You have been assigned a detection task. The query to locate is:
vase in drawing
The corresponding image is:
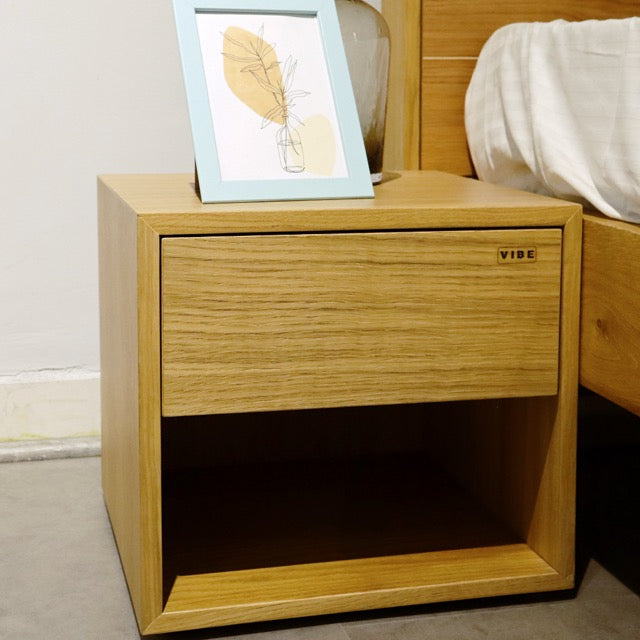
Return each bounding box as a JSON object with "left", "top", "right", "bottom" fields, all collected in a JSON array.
[{"left": 277, "top": 122, "right": 305, "bottom": 173}]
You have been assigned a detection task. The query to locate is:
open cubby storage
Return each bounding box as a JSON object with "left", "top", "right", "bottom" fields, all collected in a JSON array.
[
  {"left": 160, "top": 405, "right": 519, "bottom": 582},
  {"left": 98, "top": 172, "right": 581, "bottom": 635}
]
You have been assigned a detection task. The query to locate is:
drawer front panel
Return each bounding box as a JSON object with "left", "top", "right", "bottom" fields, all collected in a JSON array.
[{"left": 161, "top": 229, "right": 561, "bottom": 416}]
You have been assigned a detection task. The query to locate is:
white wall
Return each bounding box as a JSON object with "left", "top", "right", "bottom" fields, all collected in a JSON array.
[
  {"left": 0, "top": 0, "right": 193, "bottom": 439},
  {"left": 0, "top": 0, "right": 380, "bottom": 441}
]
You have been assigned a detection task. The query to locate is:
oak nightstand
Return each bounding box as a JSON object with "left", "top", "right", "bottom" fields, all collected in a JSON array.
[{"left": 98, "top": 171, "right": 581, "bottom": 635}]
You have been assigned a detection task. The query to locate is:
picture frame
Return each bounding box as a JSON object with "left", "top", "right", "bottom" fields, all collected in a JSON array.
[{"left": 172, "top": 0, "right": 374, "bottom": 203}]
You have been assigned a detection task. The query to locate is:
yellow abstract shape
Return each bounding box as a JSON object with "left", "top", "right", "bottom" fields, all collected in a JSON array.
[
  {"left": 222, "top": 26, "right": 285, "bottom": 125},
  {"left": 295, "top": 115, "right": 337, "bottom": 176}
]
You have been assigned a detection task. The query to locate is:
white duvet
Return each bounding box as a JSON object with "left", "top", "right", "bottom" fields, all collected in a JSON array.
[{"left": 465, "top": 18, "right": 640, "bottom": 223}]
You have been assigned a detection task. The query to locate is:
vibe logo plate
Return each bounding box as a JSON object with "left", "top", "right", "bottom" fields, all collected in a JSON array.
[{"left": 497, "top": 247, "right": 537, "bottom": 263}]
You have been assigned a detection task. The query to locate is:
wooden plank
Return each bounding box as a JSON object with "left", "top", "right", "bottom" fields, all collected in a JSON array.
[
  {"left": 97, "top": 172, "right": 579, "bottom": 235},
  {"left": 422, "top": 0, "right": 640, "bottom": 57},
  {"left": 580, "top": 213, "right": 640, "bottom": 416},
  {"left": 381, "top": 0, "right": 422, "bottom": 169},
  {"left": 161, "top": 229, "right": 562, "bottom": 416},
  {"left": 98, "top": 180, "right": 165, "bottom": 632},
  {"left": 98, "top": 180, "right": 144, "bottom": 625},
  {"left": 147, "top": 544, "right": 567, "bottom": 633},
  {"left": 529, "top": 209, "right": 580, "bottom": 576},
  {"left": 136, "top": 220, "right": 164, "bottom": 628},
  {"left": 421, "top": 58, "right": 476, "bottom": 174}
]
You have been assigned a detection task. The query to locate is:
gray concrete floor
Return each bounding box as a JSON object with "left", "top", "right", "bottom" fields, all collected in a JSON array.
[{"left": 1, "top": 439, "right": 639, "bottom": 639}]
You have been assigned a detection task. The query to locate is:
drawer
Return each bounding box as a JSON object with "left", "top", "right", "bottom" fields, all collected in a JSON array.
[{"left": 161, "top": 229, "right": 562, "bottom": 416}]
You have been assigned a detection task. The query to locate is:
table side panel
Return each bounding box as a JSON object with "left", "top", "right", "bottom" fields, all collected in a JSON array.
[
  {"left": 528, "top": 209, "right": 581, "bottom": 576},
  {"left": 98, "top": 181, "right": 145, "bottom": 624},
  {"left": 136, "top": 220, "right": 165, "bottom": 627}
]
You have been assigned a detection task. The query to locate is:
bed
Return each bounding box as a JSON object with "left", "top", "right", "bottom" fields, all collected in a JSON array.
[{"left": 380, "top": 0, "right": 640, "bottom": 417}]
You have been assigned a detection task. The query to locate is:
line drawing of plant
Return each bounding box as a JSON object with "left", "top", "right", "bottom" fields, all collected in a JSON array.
[{"left": 222, "top": 25, "right": 310, "bottom": 173}]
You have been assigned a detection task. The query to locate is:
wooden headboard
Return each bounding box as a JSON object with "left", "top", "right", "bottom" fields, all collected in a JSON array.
[{"left": 380, "top": 0, "right": 639, "bottom": 175}]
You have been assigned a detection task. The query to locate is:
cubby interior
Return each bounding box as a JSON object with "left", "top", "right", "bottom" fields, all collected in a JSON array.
[{"left": 161, "top": 397, "right": 559, "bottom": 604}]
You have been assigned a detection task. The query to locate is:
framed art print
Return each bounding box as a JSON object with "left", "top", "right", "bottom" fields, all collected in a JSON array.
[{"left": 172, "top": 0, "right": 374, "bottom": 202}]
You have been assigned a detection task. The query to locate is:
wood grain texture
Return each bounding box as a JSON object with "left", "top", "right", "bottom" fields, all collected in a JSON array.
[
  {"left": 381, "top": 0, "right": 422, "bottom": 169},
  {"left": 99, "top": 172, "right": 581, "bottom": 635},
  {"left": 388, "top": 211, "right": 579, "bottom": 580},
  {"left": 529, "top": 209, "right": 580, "bottom": 576},
  {"left": 147, "top": 544, "right": 568, "bottom": 633},
  {"left": 377, "top": 2, "right": 638, "bottom": 173},
  {"left": 136, "top": 220, "right": 164, "bottom": 629},
  {"left": 97, "top": 172, "right": 579, "bottom": 235},
  {"left": 422, "top": 0, "right": 640, "bottom": 57},
  {"left": 580, "top": 213, "right": 640, "bottom": 416},
  {"left": 421, "top": 59, "right": 477, "bottom": 174},
  {"left": 98, "top": 179, "right": 143, "bottom": 620},
  {"left": 161, "top": 229, "right": 562, "bottom": 416},
  {"left": 98, "top": 181, "right": 164, "bottom": 632},
  {"left": 415, "top": 1, "right": 638, "bottom": 171}
]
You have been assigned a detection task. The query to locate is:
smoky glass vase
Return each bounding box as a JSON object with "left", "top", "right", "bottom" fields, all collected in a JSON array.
[{"left": 336, "top": 0, "right": 390, "bottom": 184}]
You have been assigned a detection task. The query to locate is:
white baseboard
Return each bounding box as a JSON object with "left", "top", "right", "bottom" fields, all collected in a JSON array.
[
  {"left": 0, "top": 436, "right": 101, "bottom": 462},
  {"left": 0, "top": 371, "right": 100, "bottom": 442}
]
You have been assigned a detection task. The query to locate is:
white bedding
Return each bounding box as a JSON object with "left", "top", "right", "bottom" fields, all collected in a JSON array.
[{"left": 465, "top": 18, "right": 640, "bottom": 223}]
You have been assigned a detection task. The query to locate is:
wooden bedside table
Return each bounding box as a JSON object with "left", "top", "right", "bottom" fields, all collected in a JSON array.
[{"left": 98, "top": 171, "right": 581, "bottom": 635}]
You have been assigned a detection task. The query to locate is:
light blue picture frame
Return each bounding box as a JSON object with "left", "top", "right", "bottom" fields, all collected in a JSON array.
[{"left": 172, "top": 0, "right": 374, "bottom": 203}]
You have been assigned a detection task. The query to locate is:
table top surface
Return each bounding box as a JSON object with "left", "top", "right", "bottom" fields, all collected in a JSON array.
[{"left": 98, "top": 170, "right": 581, "bottom": 235}]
